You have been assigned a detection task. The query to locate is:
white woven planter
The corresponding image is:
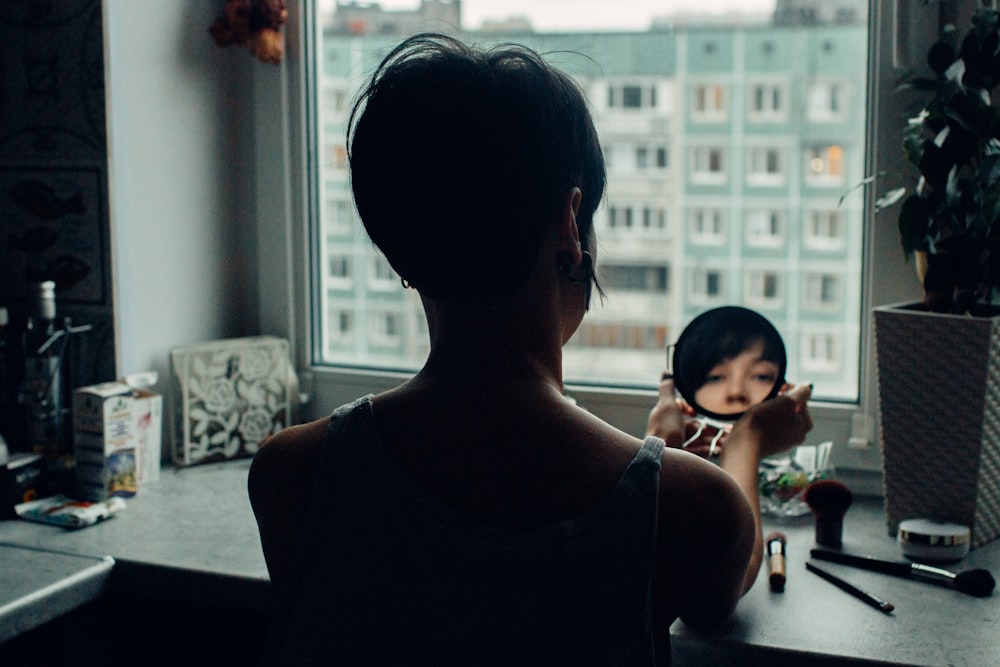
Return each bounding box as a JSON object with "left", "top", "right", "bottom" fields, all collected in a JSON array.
[{"left": 874, "top": 302, "right": 1000, "bottom": 549}]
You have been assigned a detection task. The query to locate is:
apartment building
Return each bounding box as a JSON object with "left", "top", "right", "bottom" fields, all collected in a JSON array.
[{"left": 317, "top": 3, "right": 866, "bottom": 399}]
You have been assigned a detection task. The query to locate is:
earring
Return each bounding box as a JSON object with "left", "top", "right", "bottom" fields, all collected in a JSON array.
[{"left": 562, "top": 251, "right": 595, "bottom": 284}]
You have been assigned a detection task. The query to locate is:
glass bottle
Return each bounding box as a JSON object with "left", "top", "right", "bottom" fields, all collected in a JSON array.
[{"left": 20, "top": 281, "right": 66, "bottom": 461}]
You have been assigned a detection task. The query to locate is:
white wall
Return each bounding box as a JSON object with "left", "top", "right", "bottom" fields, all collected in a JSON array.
[{"left": 103, "top": 0, "right": 258, "bottom": 389}]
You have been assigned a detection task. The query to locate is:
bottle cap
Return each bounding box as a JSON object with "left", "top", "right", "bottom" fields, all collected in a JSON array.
[{"left": 31, "top": 281, "right": 56, "bottom": 321}]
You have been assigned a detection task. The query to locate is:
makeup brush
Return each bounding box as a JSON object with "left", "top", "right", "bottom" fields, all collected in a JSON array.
[
  {"left": 765, "top": 531, "right": 787, "bottom": 592},
  {"left": 811, "top": 549, "right": 996, "bottom": 597},
  {"left": 803, "top": 479, "right": 853, "bottom": 547}
]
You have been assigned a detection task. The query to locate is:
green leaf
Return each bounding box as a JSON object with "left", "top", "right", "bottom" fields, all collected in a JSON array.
[{"left": 875, "top": 187, "right": 907, "bottom": 210}]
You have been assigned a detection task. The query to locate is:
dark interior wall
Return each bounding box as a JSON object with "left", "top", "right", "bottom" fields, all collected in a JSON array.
[{"left": 0, "top": 0, "right": 116, "bottom": 451}]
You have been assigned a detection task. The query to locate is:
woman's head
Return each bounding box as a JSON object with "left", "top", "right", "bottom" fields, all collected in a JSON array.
[
  {"left": 672, "top": 306, "right": 786, "bottom": 420},
  {"left": 347, "top": 33, "right": 606, "bottom": 303}
]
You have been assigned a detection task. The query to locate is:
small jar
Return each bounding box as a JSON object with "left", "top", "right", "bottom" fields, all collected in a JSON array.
[{"left": 898, "top": 518, "right": 971, "bottom": 562}]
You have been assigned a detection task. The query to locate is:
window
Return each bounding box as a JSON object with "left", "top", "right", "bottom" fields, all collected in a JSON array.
[
  {"left": 635, "top": 145, "right": 668, "bottom": 170},
  {"left": 808, "top": 79, "right": 849, "bottom": 122},
  {"left": 691, "top": 268, "right": 724, "bottom": 302},
  {"left": 369, "top": 311, "right": 402, "bottom": 347},
  {"left": 327, "top": 309, "right": 354, "bottom": 347},
  {"left": 692, "top": 83, "right": 726, "bottom": 120},
  {"left": 804, "top": 210, "right": 846, "bottom": 250},
  {"left": 804, "top": 273, "right": 841, "bottom": 310},
  {"left": 370, "top": 255, "right": 397, "bottom": 290},
  {"left": 747, "top": 147, "right": 785, "bottom": 186},
  {"left": 748, "top": 81, "right": 786, "bottom": 122},
  {"left": 602, "top": 264, "right": 669, "bottom": 293},
  {"left": 689, "top": 208, "right": 725, "bottom": 244},
  {"left": 327, "top": 255, "right": 352, "bottom": 288},
  {"left": 276, "top": 1, "right": 909, "bottom": 485},
  {"left": 608, "top": 83, "right": 656, "bottom": 109},
  {"left": 745, "top": 209, "right": 785, "bottom": 247},
  {"left": 746, "top": 269, "right": 782, "bottom": 306},
  {"left": 691, "top": 146, "right": 726, "bottom": 184},
  {"left": 801, "top": 331, "right": 842, "bottom": 373},
  {"left": 806, "top": 144, "right": 845, "bottom": 185}
]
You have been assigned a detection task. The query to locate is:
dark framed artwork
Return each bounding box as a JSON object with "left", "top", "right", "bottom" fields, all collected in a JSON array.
[{"left": 0, "top": 166, "right": 106, "bottom": 304}]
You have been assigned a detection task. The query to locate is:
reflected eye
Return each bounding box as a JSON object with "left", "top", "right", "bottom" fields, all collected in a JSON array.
[{"left": 703, "top": 371, "right": 725, "bottom": 384}]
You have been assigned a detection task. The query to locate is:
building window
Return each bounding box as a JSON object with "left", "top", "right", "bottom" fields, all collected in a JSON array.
[
  {"left": 747, "top": 147, "right": 785, "bottom": 186},
  {"left": 689, "top": 208, "right": 726, "bottom": 244},
  {"left": 369, "top": 255, "right": 397, "bottom": 290},
  {"left": 608, "top": 83, "right": 656, "bottom": 110},
  {"left": 692, "top": 83, "right": 726, "bottom": 120},
  {"left": 327, "top": 309, "right": 354, "bottom": 345},
  {"left": 804, "top": 273, "right": 841, "bottom": 310},
  {"left": 641, "top": 206, "right": 667, "bottom": 231},
  {"left": 746, "top": 269, "right": 782, "bottom": 305},
  {"left": 745, "top": 209, "right": 785, "bottom": 247},
  {"left": 325, "top": 198, "right": 353, "bottom": 235},
  {"left": 807, "top": 144, "right": 845, "bottom": 185},
  {"left": 691, "top": 268, "right": 724, "bottom": 302},
  {"left": 691, "top": 146, "right": 726, "bottom": 184},
  {"left": 635, "top": 145, "right": 669, "bottom": 170},
  {"left": 602, "top": 264, "right": 669, "bottom": 293},
  {"left": 808, "top": 80, "right": 849, "bottom": 122},
  {"left": 801, "top": 332, "right": 842, "bottom": 373},
  {"left": 369, "top": 311, "right": 402, "bottom": 347},
  {"left": 327, "top": 254, "right": 352, "bottom": 288},
  {"left": 608, "top": 205, "right": 634, "bottom": 229},
  {"left": 748, "top": 82, "right": 786, "bottom": 122},
  {"left": 804, "top": 210, "right": 846, "bottom": 250}
]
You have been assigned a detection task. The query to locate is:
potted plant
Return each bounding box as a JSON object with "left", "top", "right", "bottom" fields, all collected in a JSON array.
[{"left": 873, "top": 6, "right": 1000, "bottom": 548}]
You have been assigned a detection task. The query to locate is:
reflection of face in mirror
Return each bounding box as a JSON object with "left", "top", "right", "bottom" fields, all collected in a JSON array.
[{"left": 671, "top": 306, "right": 786, "bottom": 421}]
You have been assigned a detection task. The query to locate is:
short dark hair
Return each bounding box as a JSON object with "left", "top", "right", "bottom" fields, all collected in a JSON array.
[
  {"left": 671, "top": 306, "right": 787, "bottom": 418},
  {"left": 347, "top": 33, "right": 606, "bottom": 302}
]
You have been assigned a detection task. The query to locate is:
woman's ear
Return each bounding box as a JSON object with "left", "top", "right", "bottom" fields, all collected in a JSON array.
[{"left": 556, "top": 187, "right": 584, "bottom": 263}]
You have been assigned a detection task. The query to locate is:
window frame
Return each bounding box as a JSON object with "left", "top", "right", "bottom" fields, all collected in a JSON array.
[{"left": 256, "top": 1, "right": 935, "bottom": 494}]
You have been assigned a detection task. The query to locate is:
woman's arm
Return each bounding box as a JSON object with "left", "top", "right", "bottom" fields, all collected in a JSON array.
[
  {"left": 720, "top": 384, "right": 812, "bottom": 593},
  {"left": 646, "top": 379, "right": 812, "bottom": 629}
]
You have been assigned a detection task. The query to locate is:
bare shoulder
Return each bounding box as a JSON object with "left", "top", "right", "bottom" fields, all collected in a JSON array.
[
  {"left": 248, "top": 417, "right": 329, "bottom": 504},
  {"left": 248, "top": 416, "right": 330, "bottom": 589},
  {"left": 652, "top": 448, "right": 755, "bottom": 631}
]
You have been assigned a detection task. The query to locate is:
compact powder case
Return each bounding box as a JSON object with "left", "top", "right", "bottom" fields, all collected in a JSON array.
[{"left": 898, "top": 518, "right": 971, "bottom": 561}]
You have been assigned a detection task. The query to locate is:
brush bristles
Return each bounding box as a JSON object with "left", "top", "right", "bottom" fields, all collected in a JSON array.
[
  {"left": 804, "top": 479, "right": 853, "bottom": 516},
  {"left": 955, "top": 569, "right": 996, "bottom": 597}
]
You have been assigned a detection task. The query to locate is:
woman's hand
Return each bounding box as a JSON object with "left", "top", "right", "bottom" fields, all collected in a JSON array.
[
  {"left": 646, "top": 373, "right": 688, "bottom": 448},
  {"left": 731, "top": 383, "right": 812, "bottom": 459}
]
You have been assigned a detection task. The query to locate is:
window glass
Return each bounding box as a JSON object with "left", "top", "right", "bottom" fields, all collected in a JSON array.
[{"left": 311, "top": 0, "right": 869, "bottom": 401}]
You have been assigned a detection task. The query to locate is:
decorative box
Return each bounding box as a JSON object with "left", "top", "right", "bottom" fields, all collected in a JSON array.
[{"left": 169, "top": 336, "right": 296, "bottom": 467}]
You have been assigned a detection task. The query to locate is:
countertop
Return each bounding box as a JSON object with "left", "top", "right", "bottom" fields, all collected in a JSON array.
[{"left": 1, "top": 458, "right": 998, "bottom": 666}]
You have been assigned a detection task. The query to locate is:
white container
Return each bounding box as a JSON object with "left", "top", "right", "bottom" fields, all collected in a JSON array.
[{"left": 898, "top": 518, "right": 971, "bottom": 561}]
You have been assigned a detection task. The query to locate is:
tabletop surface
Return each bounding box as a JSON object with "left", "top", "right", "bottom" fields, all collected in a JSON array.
[{"left": 1, "top": 458, "right": 998, "bottom": 666}]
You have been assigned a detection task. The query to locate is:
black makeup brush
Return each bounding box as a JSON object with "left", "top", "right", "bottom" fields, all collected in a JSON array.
[
  {"left": 804, "top": 479, "right": 853, "bottom": 547},
  {"left": 811, "top": 549, "right": 996, "bottom": 597}
]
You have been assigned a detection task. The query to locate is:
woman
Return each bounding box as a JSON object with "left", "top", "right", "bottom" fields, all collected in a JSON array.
[{"left": 249, "top": 33, "right": 812, "bottom": 665}]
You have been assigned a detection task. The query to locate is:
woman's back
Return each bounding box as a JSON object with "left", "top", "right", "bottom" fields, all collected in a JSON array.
[{"left": 261, "top": 395, "right": 664, "bottom": 666}]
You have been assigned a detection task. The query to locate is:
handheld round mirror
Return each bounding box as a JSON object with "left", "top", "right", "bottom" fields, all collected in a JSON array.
[{"left": 669, "top": 306, "right": 787, "bottom": 421}]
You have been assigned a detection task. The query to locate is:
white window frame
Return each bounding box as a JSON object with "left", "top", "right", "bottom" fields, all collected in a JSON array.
[
  {"left": 804, "top": 209, "right": 847, "bottom": 251},
  {"left": 800, "top": 331, "right": 843, "bottom": 374},
  {"left": 746, "top": 146, "right": 785, "bottom": 186},
  {"left": 691, "top": 82, "right": 727, "bottom": 122},
  {"left": 807, "top": 78, "right": 850, "bottom": 123},
  {"left": 806, "top": 144, "right": 846, "bottom": 186},
  {"left": 744, "top": 209, "right": 785, "bottom": 248},
  {"left": 690, "top": 145, "right": 727, "bottom": 185},
  {"left": 689, "top": 207, "right": 726, "bottom": 245},
  {"left": 689, "top": 267, "right": 725, "bottom": 304},
  {"left": 745, "top": 269, "right": 783, "bottom": 307},
  {"left": 255, "top": 1, "right": 935, "bottom": 495},
  {"left": 747, "top": 80, "right": 787, "bottom": 123}
]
